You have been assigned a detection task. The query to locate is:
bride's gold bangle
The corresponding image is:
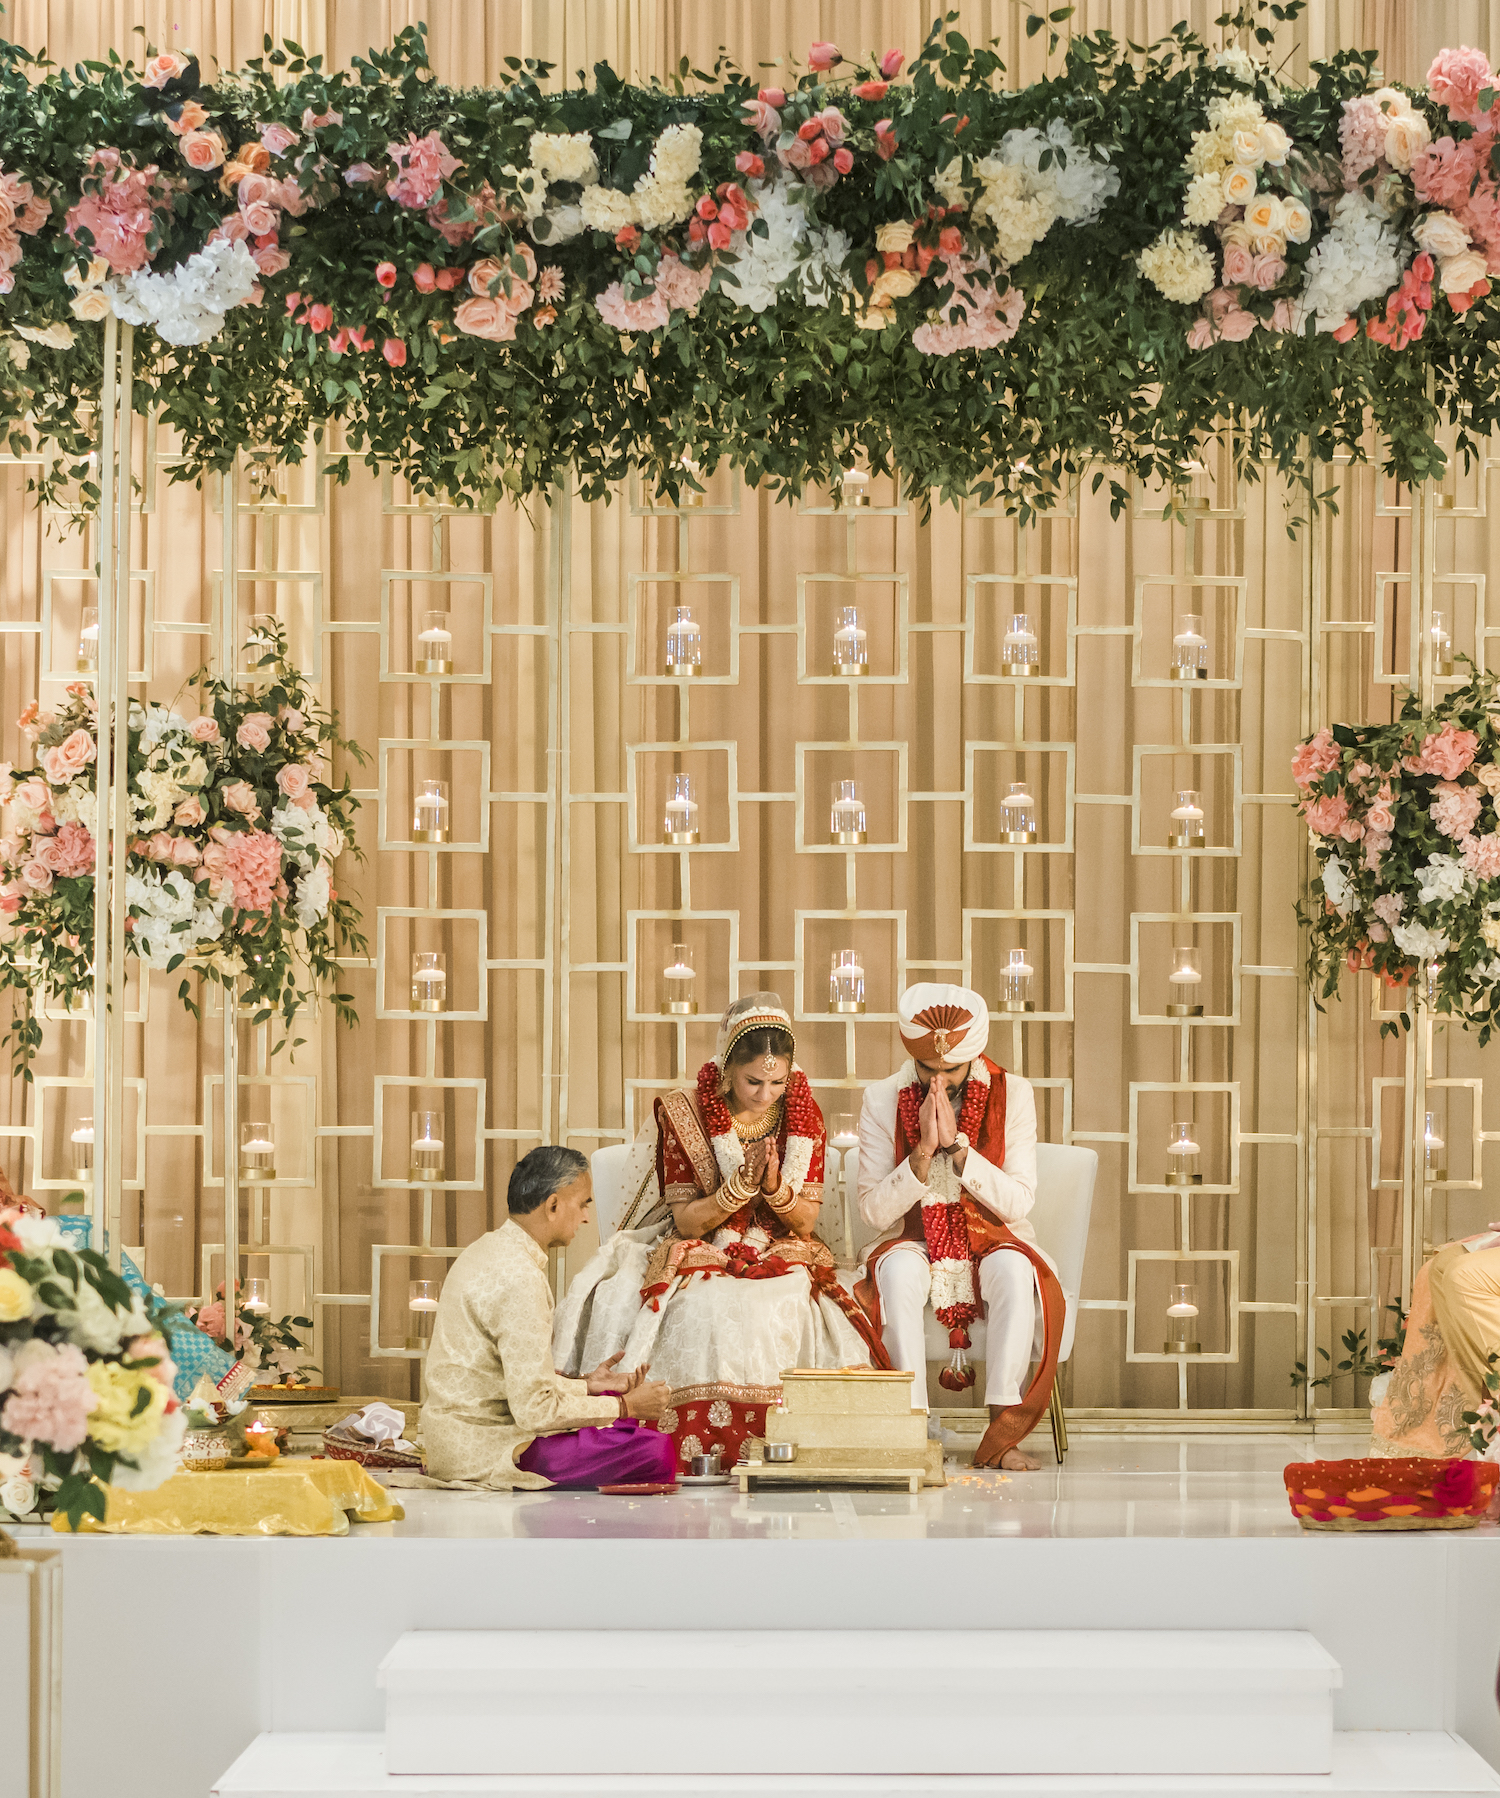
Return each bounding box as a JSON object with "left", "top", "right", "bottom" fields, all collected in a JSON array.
[{"left": 767, "top": 1183, "right": 797, "bottom": 1215}]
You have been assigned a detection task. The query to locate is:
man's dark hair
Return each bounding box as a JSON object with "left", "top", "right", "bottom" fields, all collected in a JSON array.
[{"left": 507, "top": 1144, "right": 589, "bottom": 1215}]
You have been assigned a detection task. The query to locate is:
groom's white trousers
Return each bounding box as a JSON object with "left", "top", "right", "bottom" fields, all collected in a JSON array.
[{"left": 874, "top": 1243, "right": 1038, "bottom": 1410}]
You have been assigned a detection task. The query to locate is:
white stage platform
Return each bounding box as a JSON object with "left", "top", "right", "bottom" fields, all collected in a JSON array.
[{"left": 14, "top": 1433, "right": 1500, "bottom": 1798}]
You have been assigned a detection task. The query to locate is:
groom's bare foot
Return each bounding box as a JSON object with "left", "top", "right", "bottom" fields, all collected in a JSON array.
[{"left": 999, "top": 1444, "right": 1041, "bottom": 1472}]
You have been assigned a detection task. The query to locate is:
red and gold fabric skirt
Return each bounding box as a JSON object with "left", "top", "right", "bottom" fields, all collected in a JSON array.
[{"left": 659, "top": 1384, "right": 775, "bottom": 1473}]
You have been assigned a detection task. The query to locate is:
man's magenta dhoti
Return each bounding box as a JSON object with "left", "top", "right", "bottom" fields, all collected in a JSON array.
[{"left": 515, "top": 1417, "right": 676, "bottom": 1487}]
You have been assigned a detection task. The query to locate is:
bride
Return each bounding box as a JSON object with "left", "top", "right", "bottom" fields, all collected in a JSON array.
[{"left": 554, "top": 994, "right": 886, "bottom": 1471}]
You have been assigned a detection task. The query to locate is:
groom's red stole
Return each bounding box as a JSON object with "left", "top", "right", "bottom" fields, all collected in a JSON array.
[{"left": 854, "top": 1056, "right": 1065, "bottom": 1466}]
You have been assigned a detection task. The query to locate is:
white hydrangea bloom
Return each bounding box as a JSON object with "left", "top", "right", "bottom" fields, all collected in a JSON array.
[
  {"left": 1394, "top": 917, "right": 1452, "bottom": 961},
  {"left": 996, "top": 121, "right": 1120, "bottom": 226},
  {"left": 933, "top": 157, "right": 971, "bottom": 210},
  {"left": 1416, "top": 853, "right": 1471, "bottom": 906},
  {"left": 293, "top": 862, "right": 330, "bottom": 928},
  {"left": 580, "top": 184, "right": 637, "bottom": 232},
  {"left": 1320, "top": 854, "right": 1353, "bottom": 914},
  {"left": 650, "top": 123, "right": 703, "bottom": 187},
  {"left": 270, "top": 799, "right": 337, "bottom": 870},
  {"left": 528, "top": 131, "right": 598, "bottom": 187},
  {"left": 633, "top": 174, "right": 693, "bottom": 233},
  {"left": 106, "top": 239, "right": 258, "bottom": 347},
  {"left": 1294, "top": 190, "right": 1403, "bottom": 332},
  {"left": 723, "top": 181, "right": 850, "bottom": 313}
]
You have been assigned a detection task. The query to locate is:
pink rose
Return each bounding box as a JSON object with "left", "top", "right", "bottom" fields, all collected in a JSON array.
[
  {"left": 276, "top": 763, "right": 313, "bottom": 800},
  {"left": 453, "top": 296, "right": 516, "bottom": 341},
  {"left": 1251, "top": 253, "right": 1286, "bottom": 290},
  {"left": 302, "top": 108, "right": 343, "bottom": 131},
  {"left": 1304, "top": 793, "right": 1350, "bottom": 836},
  {"left": 145, "top": 831, "right": 175, "bottom": 863},
  {"left": 141, "top": 51, "right": 190, "bottom": 89},
  {"left": 200, "top": 841, "right": 228, "bottom": 879},
  {"left": 188, "top": 715, "right": 219, "bottom": 743},
  {"left": 170, "top": 836, "right": 200, "bottom": 868},
  {"left": 173, "top": 796, "right": 206, "bottom": 827},
  {"left": 180, "top": 130, "right": 226, "bottom": 172},
  {"left": 382, "top": 337, "right": 407, "bottom": 367},
  {"left": 279, "top": 707, "right": 305, "bottom": 733},
  {"left": 809, "top": 41, "right": 842, "bottom": 69},
  {"left": 818, "top": 107, "right": 846, "bottom": 146},
  {"left": 1332, "top": 317, "right": 1358, "bottom": 343},
  {"left": 13, "top": 777, "right": 49, "bottom": 813},
  {"left": 252, "top": 243, "right": 290, "bottom": 276},
  {"left": 238, "top": 173, "right": 278, "bottom": 208},
  {"left": 260, "top": 123, "right": 299, "bottom": 156},
  {"left": 19, "top": 859, "right": 51, "bottom": 893},
  {"left": 221, "top": 780, "right": 260, "bottom": 819},
  {"left": 1218, "top": 306, "right": 1258, "bottom": 341},
  {"left": 236, "top": 713, "right": 274, "bottom": 753},
  {"left": 1366, "top": 798, "right": 1396, "bottom": 835},
  {"left": 1265, "top": 297, "right": 1295, "bottom": 332},
  {"left": 241, "top": 200, "right": 278, "bottom": 236},
  {"left": 854, "top": 81, "right": 889, "bottom": 101},
  {"left": 833, "top": 146, "right": 854, "bottom": 175},
  {"left": 880, "top": 49, "right": 906, "bottom": 78},
  {"left": 128, "top": 1334, "right": 178, "bottom": 1389},
  {"left": 743, "top": 100, "right": 780, "bottom": 141},
  {"left": 38, "top": 729, "right": 97, "bottom": 786},
  {"left": 1186, "top": 316, "right": 1214, "bottom": 350},
  {"left": 413, "top": 263, "right": 437, "bottom": 294}
]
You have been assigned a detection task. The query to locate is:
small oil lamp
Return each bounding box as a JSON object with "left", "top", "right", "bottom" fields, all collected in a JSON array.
[
  {"left": 416, "top": 610, "right": 452, "bottom": 676},
  {"left": 663, "top": 773, "right": 699, "bottom": 845},
  {"left": 1000, "top": 947, "right": 1034, "bottom": 1014},
  {"left": 840, "top": 463, "right": 871, "bottom": 508},
  {"left": 1431, "top": 610, "right": 1454, "bottom": 678},
  {"left": 407, "top": 1279, "right": 439, "bottom": 1351},
  {"left": 1001, "top": 782, "right": 1037, "bottom": 845},
  {"left": 1168, "top": 789, "right": 1205, "bottom": 849},
  {"left": 665, "top": 606, "right": 701, "bottom": 676},
  {"left": 673, "top": 453, "right": 704, "bottom": 507},
  {"left": 829, "top": 949, "right": 866, "bottom": 1014},
  {"left": 661, "top": 943, "right": 698, "bottom": 1015},
  {"left": 238, "top": 1122, "right": 276, "bottom": 1183},
  {"left": 410, "top": 951, "right": 447, "bottom": 1014},
  {"left": 70, "top": 1118, "right": 94, "bottom": 1185},
  {"left": 1001, "top": 613, "right": 1039, "bottom": 678},
  {"left": 77, "top": 606, "right": 99, "bottom": 674},
  {"left": 241, "top": 1277, "right": 271, "bottom": 1316},
  {"left": 1424, "top": 1111, "right": 1447, "bottom": 1183},
  {"left": 829, "top": 1114, "right": 859, "bottom": 1152},
  {"left": 832, "top": 605, "right": 868, "bottom": 677},
  {"left": 410, "top": 1110, "right": 445, "bottom": 1184},
  {"left": 1167, "top": 946, "right": 1203, "bottom": 1017},
  {"left": 1165, "top": 1121, "right": 1202, "bottom": 1188},
  {"left": 413, "top": 778, "right": 450, "bottom": 844},
  {"left": 1171, "top": 613, "right": 1209, "bottom": 681},
  {"left": 830, "top": 780, "right": 866, "bottom": 845},
  {"left": 1164, "top": 1282, "right": 1201, "bottom": 1355}
]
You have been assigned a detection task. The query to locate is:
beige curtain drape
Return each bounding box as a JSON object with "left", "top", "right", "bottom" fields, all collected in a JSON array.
[{"left": 2, "top": 3, "right": 1495, "bottom": 1417}]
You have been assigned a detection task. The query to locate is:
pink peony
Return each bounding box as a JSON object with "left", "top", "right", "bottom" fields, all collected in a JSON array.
[
  {"left": 1464, "top": 832, "right": 1500, "bottom": 879},
  {"left": 1428, "top": 46, "right": 1494, "bottom": 125},
  {"left": 653, "top": 252, "right": 712, "bottom": 315},
  {"left": 260, "top": 123, "right": 299, "bottom": 156},
  {"left": 276, "top": 763, "right": 312, "bottom": 800},
  {"left": 188, "top": 715, "right": 219, "bottom": 743},
  {"left": 0, "top": 1342, "right": 93, "bottom": 1452},
  {"left": 386, "top": 131, "right": 460, "bottom": 210},
  {"left": 912, "top": 258, "right": 1026, "bottom": 356},
  {"left": 64, "top": 160, "right": 169, "bottom": 275},
  {"left": 38, "top": 822, "right": 95, "bottom": 878},
  {"left": 594, "top": 282, "right": 671, "bottom": 334},
  {"left": 1430, "top": 778, "right": 1483, "bottom": 839},
  {"left": 219, "top": 829, "right": 282, "bottom": 914},
  {"left": 236, "top": 713, "right": 274, "bottom": 753},
  {"left": 1418, "top": 722, "right": 1479, "bottom": 778},
  {"left": 220, "top": 780, "right": 260, "bottom": 819},
  {"left": 1304, "top": 793, "right": 1350, "bottom": 836},
  {"left": 1291, "top": 727, "right": 1340, "bottom": 789}
]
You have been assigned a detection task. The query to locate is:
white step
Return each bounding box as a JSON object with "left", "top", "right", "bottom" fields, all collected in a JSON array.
[
  {"left": 212, "top": 1730, "right": 1500, "bottom": 1797},
  {"left": 376, "top": 1630, "right": 1340, "bottom": 1777}
]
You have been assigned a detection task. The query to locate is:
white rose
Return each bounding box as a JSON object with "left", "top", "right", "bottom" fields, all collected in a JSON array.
[
  {"left": 0, "top": 1475, "right": 36, "bottom": 1518},
  {"left": 69, "top": 287, "right": 112, "bottom": 323},
  {"left": 1439, "top": 249, "right": 1489, "bottom": 294},
  {"left": 1415, "top": 211, "right": 1470, "bottom": 260},
  {"left": 1371, "top": 86, "right": 1413, "bottom": 117},
  {"left": 1385, "top": 111, "right": 1431, "bottom": 172},
  {"left": 538, "top": 204, "right": 583, "bottom": 243},
  {"left": 1222, "top": 165, "right": 1258, "bottom": 207},
  {"left": 876, "top": 221, "right": 915, "bottom": 253},
  {"left": 1231, "top": 129, "right": 1265, "bottom": 167},
  {"left": 1258, "top": 121, "right": 1291, "bottom": 165},
  {"left": 1281, "top": 200, "right": 1313, "bottom": 244},
  {"left": 63, "top": 256, "right": 110, "bottom": 290}
]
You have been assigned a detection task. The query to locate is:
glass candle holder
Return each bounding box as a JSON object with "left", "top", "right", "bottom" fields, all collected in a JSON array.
[
  {"left": 1001, "top": 613, "right": 1039, "bottom": 678},
  {"left": 1423, "top": 958, "right": 1443, "bottom": 1012},
  {"left": 1431, "top": 610, "right": 1454, "bottom": 677},
  {"left": 239, "top": 1122, "right": 276, "bottom": 1183},
  {"left": 1165, "top": 1120, "right": 1202, "bottom": 1188},
  {"left": 830, "top": 779, "right": 866, "bottom": 845},
  {"left": 1000, "top": 947, "right": 1034, "bottom": 1014},
  {"left": 1171, "top": 613, "right": 1209, "bottom": 681},
  {"left": 661, "top": 943, "right": 698, "bottom": 1015},
  {"left": 1164, "top": 1282, "right": 1201, "bottom": 1355},
  {"left": 1167, "top": 946, "right": 1204, "bottom": 1017},
  {"left": 76, "top": 605, "right": 99, "bottom": 674},
  {"left": 1001, "top": 782, "right": 1037, "bottom": 845},
  {"left": 1168, "top": 789, "right": 1205, "bottom": 849},
  {"left": 413, "top": 778, "right": 450, "bottom": 844},
  {"left": 406, "top": 1278, "right": 439, "bottom": 1351},
  {"left": 416, "top": 609, "right": 453, "bottom": 676},
  {"left": 70, "top": 1117, "right": 94, "bottom": 1184},
  {"left": 840, "top": 464, "right": 871, "bottom": 508},
  {"left": 243, "top": 614, "right": 278, "bottom": 692},
  {"left": 410, "top": 1110, "right": 445, "bottom": 1184},
  {"left": 663, "top": 772, "right": 699, "bottom": 845},
  {"left": 832, "top": 605, "right": 868, "bottom": 677},
  {"left": 410, "top": 950, "right": 447, "bottom": 1013},
  {"left": 829, "top": 1113, "right": 860, "bottom": 1152},
  {"left": 1424, "top": 1110, "right": 1447, "bottom": 1183},
  {"left": 665, "top": 605, "right": 701, "bottom": 676},
  {"left": 241, "top": 1277, "right": 271, "bottom": 1316},
  {"left": 829, "top": 949, "right": 866, "bottom": 1014},
  {"left": 673, "top": 453, "right": 704, "bottom": 507}
]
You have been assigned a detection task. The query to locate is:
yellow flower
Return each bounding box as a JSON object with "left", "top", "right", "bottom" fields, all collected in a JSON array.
[
  {"left": 86, "top": 1360, "right": 167, "bottom": 1455},
  {"left": 875, "top": 221, "right": 915, "bottom": 254},
  {"left": 0, "top": 1268, "right": 33, "bottom": 1323}
]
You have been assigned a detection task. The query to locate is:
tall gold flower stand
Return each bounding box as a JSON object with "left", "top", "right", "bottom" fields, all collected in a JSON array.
[
  {"left": 737, "top": 1367, "right": 944, "bottom": 1492},
  {"left": 51, "top": 1458, "right": 402, "bottom": 1537}
]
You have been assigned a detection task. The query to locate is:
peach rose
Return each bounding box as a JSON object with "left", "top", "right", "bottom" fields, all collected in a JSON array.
[
  {"left": 1281, "top": 201, "right": 1312, "bottom": 245},
  {"left": 200, "top": 841, "right": 228, "bottom": 878},
  {"left": 40, "top": 729, "right": 96, "bottom": 785},
  {"left": 69, "top": 288, "right": 111, "bottom": 322},
  {"left": 145, "top": 832, "right": 175, "bottom": 862},
  {"left": 453, "top": 296, "right": 516, "bottom": 341},
  {"left": 170, "top": 836, "right": 200, "bottom": 867},
  {"left": 276, "top": 763, "right": 312, "bottom": 800},
  {"left": 468, "top": 256, "right": 506, "bottom": 297},
  {"left": 188, "top": 715, "right": 219, "bottom": 743},
  {"left": 173, "top": 796, "right": 206, "bottom": 828},
  {"left": 142, "top": 51, "right": 190, "bottom": 89},
  {"left": 221, "top": 780, "right": 260, "bottom": 818},
  {"left": 166, "top": 100, "right": 209, "bottom": 136},
  {"left": 1243, "top": 194, "right": 1284, "bottom": 239},
  {"left": 236, "top": 713, "right": 273, "bottom": 753},
  {"left": 180, "top": 130, "right": 226, "bottom": 172},
  {"left": 1222, "top": 165, "right": 1257, "bottom": 207}
]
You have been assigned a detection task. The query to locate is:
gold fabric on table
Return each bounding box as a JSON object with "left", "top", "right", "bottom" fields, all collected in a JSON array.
[{"left": 50, "top": 1458, "right": 403, "bottom": 1536}]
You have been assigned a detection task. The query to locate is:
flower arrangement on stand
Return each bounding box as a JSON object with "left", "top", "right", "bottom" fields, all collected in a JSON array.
[
  {"left": 0, "top": 1204, "right": 184, "bottom": 1528},
  {"left": 1295, "top": 662, "right": 1500, "bottom": 1042},
  {"left": 190, "top": 1279, "right": 318, "bottom": 1387},
  {"left": 0, "top": 621, "right": 365, "bottom": 1072}
]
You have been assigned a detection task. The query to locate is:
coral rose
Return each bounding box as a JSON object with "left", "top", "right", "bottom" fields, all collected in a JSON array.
[
  {"left": 166, "top": 100, "right": 208, "bottom": 136},
  {"left": 180, "top": 130, "right": 226, "bottom": 171},
  {"left": 382, "top": 337, "right": 407, "bottom": 366},
  {"left": 808, "top": 41, "right": 841, "bottom": 70}
]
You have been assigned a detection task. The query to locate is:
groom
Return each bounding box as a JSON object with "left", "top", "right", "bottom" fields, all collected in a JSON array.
[{"left": 854, "top": 984, "right": 1064, "bottom": 1472}]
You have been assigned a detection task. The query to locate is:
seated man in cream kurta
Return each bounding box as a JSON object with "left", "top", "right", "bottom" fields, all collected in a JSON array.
[{"left": 421, "top": 1146, "right": 674, "bottom": 1489}]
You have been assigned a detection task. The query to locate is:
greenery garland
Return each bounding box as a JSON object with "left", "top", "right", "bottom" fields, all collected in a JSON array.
[{"left": 0, "top": 4, "right": 1494, "bottom": 518}]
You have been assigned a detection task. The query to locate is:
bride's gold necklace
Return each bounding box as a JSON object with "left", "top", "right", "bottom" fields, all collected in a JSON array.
[{"left": 731, "top": 1097, "right": 783, "bottom": 1142}]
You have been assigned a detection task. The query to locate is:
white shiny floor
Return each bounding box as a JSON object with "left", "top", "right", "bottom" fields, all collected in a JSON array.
[{"left": 360, "top": 1430, "right": 1486, "bottom": 1542}]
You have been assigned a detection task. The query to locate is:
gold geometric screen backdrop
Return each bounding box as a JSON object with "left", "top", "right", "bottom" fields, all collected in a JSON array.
[{"left": 5, "top": 419, "right": 1497, "bottom": 1422}]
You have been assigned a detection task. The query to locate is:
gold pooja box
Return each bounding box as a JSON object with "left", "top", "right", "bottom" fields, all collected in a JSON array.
[{"left": 739, "top": 1367, "right": 944, "bottom": 1492}]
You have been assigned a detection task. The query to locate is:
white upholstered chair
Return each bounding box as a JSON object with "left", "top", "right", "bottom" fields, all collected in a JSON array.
[
  {"left": 589, "top": 1143, "right": 635, "bottom": 1241},
  {"left": 838, "top": 1141, "right": 1097, "bottom": 1462}
]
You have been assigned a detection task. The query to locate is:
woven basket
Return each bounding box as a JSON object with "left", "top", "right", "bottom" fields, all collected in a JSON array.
[
  {"left": 321, "top": 1427, "right": 423, "bottom": 1472},
  {"left": 1284, "top": 1455, "right": 1497, "bottom": 1531}
]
